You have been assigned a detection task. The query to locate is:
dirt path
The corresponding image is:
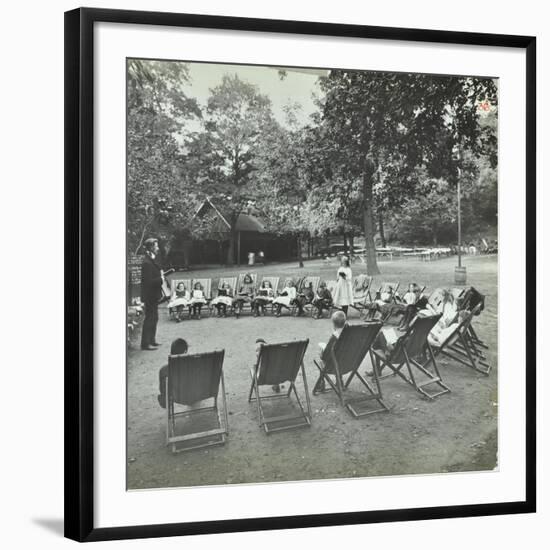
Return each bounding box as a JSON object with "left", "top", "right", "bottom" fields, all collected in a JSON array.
[{"left": 127, "top": 255, "right": 498, "bottom": 490}]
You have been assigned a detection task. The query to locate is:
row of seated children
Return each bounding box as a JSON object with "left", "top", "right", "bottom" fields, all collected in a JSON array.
[{"left": 168, "top": 276, "right": 334, "bottom": 320}]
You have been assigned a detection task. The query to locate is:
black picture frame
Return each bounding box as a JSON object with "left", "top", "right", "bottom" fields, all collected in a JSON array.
[{"left": 65, "top": 7, "right": 536, "bottom": 543}]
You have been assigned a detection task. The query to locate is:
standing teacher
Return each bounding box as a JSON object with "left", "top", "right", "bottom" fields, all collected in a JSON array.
[
  {"left": 140, "top": 238, "right": 164, "bottom": 351},
  {"left": 333, "top": 256, "right": 353, "bottom": 316}
]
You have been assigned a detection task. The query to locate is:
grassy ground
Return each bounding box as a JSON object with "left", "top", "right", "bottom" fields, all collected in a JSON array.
[{"left": 127, "top": 254, "right": 498, "bottom": 490}]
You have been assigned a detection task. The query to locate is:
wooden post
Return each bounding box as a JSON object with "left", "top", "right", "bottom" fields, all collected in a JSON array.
[{"left": 237, "top": 231, "right": 241, "bottom": 266}]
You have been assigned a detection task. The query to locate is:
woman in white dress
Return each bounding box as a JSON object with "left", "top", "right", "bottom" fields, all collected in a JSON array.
[
  {"left": 332, "top": 256, "right": 353, "bottom": 315},
  {"left": 273, "top": 279, "right": 297, "bottom": 317}
]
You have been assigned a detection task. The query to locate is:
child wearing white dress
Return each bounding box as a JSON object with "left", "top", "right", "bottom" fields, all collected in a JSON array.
[
  {"left": 189, "top": 282, "right": 207, "bottom": 319},
  {"left": 273, "top": 279, "right": 297, "bottom": 317},
  {"left": 167, "top": 282, "right": 190, "bottom": 322},
  {"left": 332, "top": 257, "right": 353, "bottom": 315}
]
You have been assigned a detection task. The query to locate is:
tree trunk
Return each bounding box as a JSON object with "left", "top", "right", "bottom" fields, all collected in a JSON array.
[
  {"left": 349, "top": 234, "right": 355, "bottom": 256},
  {"left": 297, "top": 234, "right": 304, "bottom": 268},
  {"left": 343, "top": 232, "right": 348, "bottom": 255},
  {"left": 363, "top": 157, "right": 381, "bottom": 275},
  {"left": 226, "top": 230, "right": 235, "bottom": 265},
  {"left": 378, "top": 211, "right": 387, "bottom": 248}
]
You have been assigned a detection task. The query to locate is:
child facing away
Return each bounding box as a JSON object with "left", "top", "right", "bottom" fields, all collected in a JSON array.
[
  {"left": 211, "top": 282, "right": 233, "bottom": 317},
  {"left": 157, "top": 338, "right": 188, "bottom": 409},
  {"left": 312, "top": 281, "right": 333, "bottom": 319},
  {"left": 189, "top": 282, "right": 207, "bottom": 319},
  {"left": 167, "top": 281, "right": 190, "bottom": 322},
  {"left": 315, "top": 310, "right": 347, "bottom": 391}
]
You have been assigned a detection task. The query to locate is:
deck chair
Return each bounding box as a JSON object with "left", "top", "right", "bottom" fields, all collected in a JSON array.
[
  {"left": 248, "top": 339, "right": 312, "bottom": 434},
  {"left": 166, "top": 350, "right": 229, "bottom": 453},
  {"left": 324, "top": 280, "right": 340, "bottom": 316},
  {"left": 373, "top": 314, "right": 451, "bottom": 400},
  {"left": 453, "top": 287, "right": 488, "bottom": 349},
  {"left": 376, "top": 281, "right": 400, "bottom": 303},
  {"left": 313, "top": 322, "right": 388, "bottom": 418},
  {"left": 429, "top": 303, "right": 491, "bottom": 375},
  {"left": 191, "top": 278, "right": 213, "bottom": 316},
  {"left": 257, "top": 276, "right": 279, "bottom": 315},
  {"left": 291, "top": 276, "right": 321, "bottom": 316},
  {"left": 234, "top": 272, "right": 258, "bottom": 315},
  {"left": 167, "top": 278, "right": 191, "bottom": 319},
  {"left": 350, "top": 274, "right": 373, "bottom": 315}
]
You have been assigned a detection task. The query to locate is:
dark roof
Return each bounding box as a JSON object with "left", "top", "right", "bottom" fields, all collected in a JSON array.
[
  {"left": 193, "top": 198, "right": 266, "bottom": 234},
  {"left": 235, "top": 213, "right": 265, "bottom": 233}
]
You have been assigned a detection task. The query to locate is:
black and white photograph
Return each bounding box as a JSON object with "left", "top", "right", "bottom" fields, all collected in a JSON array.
[{"left": 126, "top": 58, "right": 499, "bottom": 490}]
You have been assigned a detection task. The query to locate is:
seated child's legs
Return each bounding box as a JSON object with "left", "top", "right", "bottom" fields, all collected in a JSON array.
[{"left": 157, "top": 365, "right": 168, "bottom": 408}]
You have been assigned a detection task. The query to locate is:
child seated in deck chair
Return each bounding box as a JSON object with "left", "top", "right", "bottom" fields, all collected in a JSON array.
[
  {"left": 273, "top": 279, "right": 297, "bottom": 317},
  {"left": 253, "top": 280, "right": 275, "bottom": 316},
  {"left": 157, "top": 338, "right": 188, "bottom": 409},
  {"left": 312, "top": 281, "right": 333, "bottom": 319},
  {"left": 427, "top": 310, "right": 468, "bottom": 348},
  {"left": 211, "top": 282, "right": 233, "bottom": 317},
  {"left": 168, "top": 282, "right": 190, "bottom": 322},
  {"left": 294, "top": 281, "right": 315, "bottom": 316},
  {"left": 189, "top": 282, "right": 207, "bottom": 319},
  {"left": 316, "top": 311, "right": 347, "bottom": 391},
  {"left": 396, "top": 283, "right": 430, "bottom": 329},
  {"left": 364, "top": 283, "right": 395, "bottom": 321}
]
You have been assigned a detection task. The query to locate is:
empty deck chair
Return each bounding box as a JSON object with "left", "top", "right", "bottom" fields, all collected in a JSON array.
[
  {"left": 373, "top": 314, "right": 451, "bottom": 400},
  {"left": 429, "top": 303, "right": 491, "bottom": 375},
  {"left": 166, "top": 350, "right": 229, "bottom": 453},
  {"left": 248, "top": 339, "right": 311, "bottom": 434},
  {"left": 313, "top": 322, "right": 388, "bottom": 418},
  {"left": 167, "top": 278, "right": 191, "bottom": 319}
]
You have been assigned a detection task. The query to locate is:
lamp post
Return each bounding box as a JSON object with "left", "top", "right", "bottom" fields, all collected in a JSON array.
[{"left": 454, "top": 147, "right": 467, "bottom": 285}]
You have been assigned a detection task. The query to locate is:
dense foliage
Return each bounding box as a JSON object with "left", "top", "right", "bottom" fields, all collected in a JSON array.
[{"left": 127, "top": 60, "right": 498, "bottom": 271}]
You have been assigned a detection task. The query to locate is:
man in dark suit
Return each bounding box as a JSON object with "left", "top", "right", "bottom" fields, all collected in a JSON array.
[{"left": 140, "top": 238, "right": 164, "bottom": 351}]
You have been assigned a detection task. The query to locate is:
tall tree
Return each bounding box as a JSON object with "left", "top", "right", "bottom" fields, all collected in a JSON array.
[
  {"left": 319, "top": 71, "right": 497, "bottom": 274},
  {"left": 185, "top": 74, "right": 277, "bottom": 264},
  {"left": 127, "top": 59, "right": 201, "bottom": 255}
]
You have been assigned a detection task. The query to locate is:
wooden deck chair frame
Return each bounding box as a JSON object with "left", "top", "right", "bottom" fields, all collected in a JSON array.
[
  {"left": 350, "top": 275, "right": 374, "bottom": 315},
  {"left": 257, "top": 276, "right": 279, "bottom": 315},
  {"left": 373, "top": 314, "right": 451, "bottom": 400},
  {"left": 166, "top": 350, "right": 229, "bottom": 453},
  {"left": 234, "top": 272, "right": 258, "bottom": 315},
  {"left": 376, "top": 281, "right": 400, "bottom": 303},
  {"left": 168, "top": 278, "right": 192, "bottom": 319},
  {"left": 451, "top": 287, "right": 489, "bottom": 349},
  {"left": 430, "top": 303, "right": 491, "bottom": 375},
  {"left": 248, "top": 339, "right": 312, "bottom": 434},
  {"left": 191, "top": 278, "right": 212, "bottom": 316},
  {"left": 313, "top": 322, "right": 388, "bottom": 418},
  {"left": 291, "top": 276, "right": 321, "bottom": 316}
]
